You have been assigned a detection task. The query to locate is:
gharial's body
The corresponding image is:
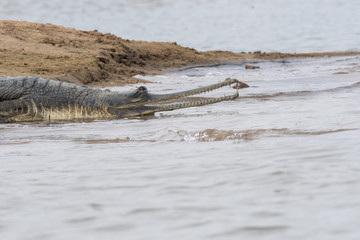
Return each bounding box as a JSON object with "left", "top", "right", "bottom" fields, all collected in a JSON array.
[{"left": 0, "top": 76, "right": 245, "bottom": 123}]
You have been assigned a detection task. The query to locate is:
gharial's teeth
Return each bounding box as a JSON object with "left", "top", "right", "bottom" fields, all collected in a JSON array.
[
  {"left": 154, "top": 78, "right": 240, "bottom": 100},
  {"left": 128, "top": 78, "right": 241, "bottom": 108},
  {"left": 154, "top": 91, "right": 239, "bottom": 112}
]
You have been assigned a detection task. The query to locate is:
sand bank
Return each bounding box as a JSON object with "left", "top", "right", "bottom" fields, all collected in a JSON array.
[{"left": 1, "top": 20, "right": 359, "bottom": 86}]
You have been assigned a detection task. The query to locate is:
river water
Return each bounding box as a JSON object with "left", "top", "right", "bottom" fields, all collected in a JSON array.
[
  {"left": 1, "top": 0, "right": 360, "bottom": 52},
  {"left": 1, "top": 1, "right": 360, "bottom": 240},
  {"left": 2, "top": 56, "right": 360, "bottom": 240}
]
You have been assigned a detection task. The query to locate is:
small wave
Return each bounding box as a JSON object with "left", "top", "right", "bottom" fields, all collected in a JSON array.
[
  {"left": 0, "top": 141, "right": 30, "bottom": 145},
  {"left": 74, "top": 137, "right": 155, "bottom": 144},
  {"left": 94, "top": 223, "right": 135, "bottom": 232},
  {"left": 211, "top": 225, "right": 289, "bottom": 237},
  {"left": 73, "top": 128, "right": 355, "bottom": 144},
  {"left": 239, "top": 82, "right": 360, "bottom": 100},
  {"left": 170, "top": 220, "right": 212, "bottom": 230},
  {"left": 76, "top": 137, "right": 131, "bottom": 144},
  {"left": 127, "top": 208, "right": 164, "bottom": 215},
  {"left": 176, "top": 128, "right": 355, "bottom": 142},
  {"left": 67, "top": 217, "right": 96, "bottom": 223}
]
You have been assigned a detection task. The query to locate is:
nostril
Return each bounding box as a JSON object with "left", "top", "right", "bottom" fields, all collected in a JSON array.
[{"left": 138, "top": 86, "right": 147, "bottom": 92}]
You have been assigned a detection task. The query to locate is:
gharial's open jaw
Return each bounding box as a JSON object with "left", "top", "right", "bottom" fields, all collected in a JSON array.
[
  {"left": 147, "top": 77, "right": 243, "bottom": 103},
  {"left": 113, "top": 78, "right": 247, "bottom": 115},
  {"left": 118, "top": 78, "right": 247, "bottom": 108}
]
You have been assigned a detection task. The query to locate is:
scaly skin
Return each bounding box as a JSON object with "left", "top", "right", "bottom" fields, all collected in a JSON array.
[{"left": 0, "top": 76, "right": 246, "bottom": 123}]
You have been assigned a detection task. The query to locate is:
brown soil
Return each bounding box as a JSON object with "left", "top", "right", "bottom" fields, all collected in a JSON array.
[{"left": 1, "top": 20, "right": 359, "bottom": 86}]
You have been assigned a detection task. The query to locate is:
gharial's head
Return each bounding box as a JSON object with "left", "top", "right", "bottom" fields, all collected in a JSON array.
[{"left": 107, "top": 78, "right": 249, "bottom": 118}]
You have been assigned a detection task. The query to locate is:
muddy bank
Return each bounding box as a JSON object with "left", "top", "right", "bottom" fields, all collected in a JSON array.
[{"left": 1, "top": 20, "right": 359, "bottom": 86}]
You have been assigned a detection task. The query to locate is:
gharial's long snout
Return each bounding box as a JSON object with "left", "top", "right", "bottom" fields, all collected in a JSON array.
[
  {"left": 148, "top": 78, "right": 246, "bottom": 102},
  {"left": 109, "top": 78, "right": 249, "bottom": 117}
]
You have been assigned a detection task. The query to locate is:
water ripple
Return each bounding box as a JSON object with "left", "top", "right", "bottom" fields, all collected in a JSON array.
[{"left": 211, "top": 225, "right": 290, "bottom": 237}]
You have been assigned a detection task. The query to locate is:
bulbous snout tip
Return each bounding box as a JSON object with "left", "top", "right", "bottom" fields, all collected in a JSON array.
[{"left": 138, "top": 86, "right": 147, "bottom": 92}]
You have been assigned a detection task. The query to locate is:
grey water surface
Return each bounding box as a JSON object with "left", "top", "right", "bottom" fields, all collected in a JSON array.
[
  {"left": 1, "top": 1, "right": 360, "bottom": 240},
  {"left": 2, "top": 56, "right": 360, "bottom": 240},
  {"left": 1, "top": 0, "right": 360, "bottom": 52}
]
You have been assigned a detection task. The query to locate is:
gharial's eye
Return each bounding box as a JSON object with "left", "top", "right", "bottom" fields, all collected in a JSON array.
[{"left": 138, "top": 86, "right": 147, "bottom": 92}]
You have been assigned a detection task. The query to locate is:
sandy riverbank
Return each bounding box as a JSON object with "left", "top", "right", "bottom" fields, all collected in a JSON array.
[{"left": 1, "top": 20, "right": 359, "bottom": 86}]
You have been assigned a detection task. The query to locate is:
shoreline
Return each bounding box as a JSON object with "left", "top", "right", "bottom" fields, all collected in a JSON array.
[{"left": 1, "top": 20, "right": 359, "bottom": 86}]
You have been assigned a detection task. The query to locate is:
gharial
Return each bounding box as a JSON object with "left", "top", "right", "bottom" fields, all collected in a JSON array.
[{"left": 0, "top": 76, "right": 248, "bottom": 123}]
